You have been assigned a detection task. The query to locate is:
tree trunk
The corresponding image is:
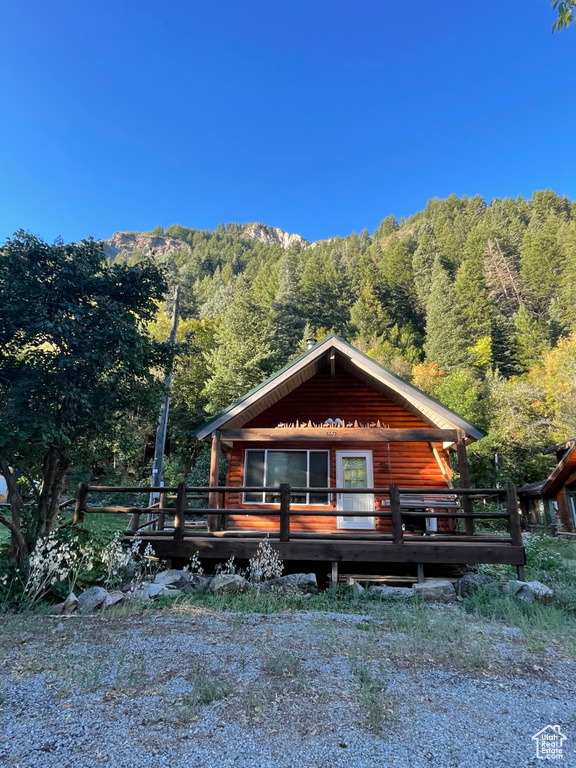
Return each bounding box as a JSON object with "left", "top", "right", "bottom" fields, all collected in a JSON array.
[{"left": 0, "top": 461, "right": 28, "bottom": 561}]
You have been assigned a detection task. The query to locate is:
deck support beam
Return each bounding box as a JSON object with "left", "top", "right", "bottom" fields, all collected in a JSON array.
[{"left": 207, "top": 431, "right": 222, "bottom": 532}]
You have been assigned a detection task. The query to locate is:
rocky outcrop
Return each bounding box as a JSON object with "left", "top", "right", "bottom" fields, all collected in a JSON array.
[
  {"left": 102, "top": 232, "right": 190, "bottom": 261},
  {"left": 239, "top": 223, "right": 307, "bottom": 249}
]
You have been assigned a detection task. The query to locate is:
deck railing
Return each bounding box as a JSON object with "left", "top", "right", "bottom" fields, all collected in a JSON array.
[{"left": 72, "top": 481, "right": 523, "bottom": 549}]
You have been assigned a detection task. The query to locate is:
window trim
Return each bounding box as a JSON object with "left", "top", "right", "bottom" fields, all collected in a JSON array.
[{"left": 243, "top": 449, "right": 330, "bottom": 506}]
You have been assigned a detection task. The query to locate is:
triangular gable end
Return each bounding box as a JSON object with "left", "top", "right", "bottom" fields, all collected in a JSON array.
[{"left": 194, "top": 335, "right": 486, "bottom": 443}]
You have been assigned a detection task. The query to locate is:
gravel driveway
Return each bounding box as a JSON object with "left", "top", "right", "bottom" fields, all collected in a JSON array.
[{"left": 1, "top": 602, "right": 574, "bottom": 768}]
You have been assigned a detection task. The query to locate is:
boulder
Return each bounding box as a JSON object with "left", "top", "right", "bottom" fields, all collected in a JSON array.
[
  {"left": 104, "top": 591, "right": 125, "bottom": 609},
  {"left": 77, "top": 587, "right": 109, "bottom": 613},
  {"left": 259, "top": 573, "right": 318, "bottom": 594},
  {"left": 503, "top": 580, "right": 555, "bottom": 603},
  {"left": 368, "top": 585, "right": 415, "bottom": 599},
  {"left": 147, "top": 583, "right": 183, "bottom": 599},
  {"left": 413, "top": 579, "right": 457, "bottom": 603},
  {"left": 209, "top": 574, "right": 250, "bottom": 595},
  {"left": 153, "top": 569, "right": 191, "bottom": 589},
  {"left": 181, "top": 574, "right": 213, "bottom": 594},
  {"left": 63, "top": 592, "right": 79, "bottom": 614},
  {"left": 348, "top": 578, "right": 365, "bottom": 596},
  {"left": 456, "top": 572, "right": 495, "bottom": 597}
]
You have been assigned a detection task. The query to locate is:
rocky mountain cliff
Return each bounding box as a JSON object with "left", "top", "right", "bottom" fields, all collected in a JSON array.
[{"left": 103, "top": 223, "right": 307, "bottom": 260}]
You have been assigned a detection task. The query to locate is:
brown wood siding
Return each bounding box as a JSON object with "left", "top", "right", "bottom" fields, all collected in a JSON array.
[
  {"left": 222, "top": 366, "right": 453, "bottom": 534},
  {"left": 246, "top": 367, "right": 435, "bottom": 429},
  {"left": 555, "top": 470, "right": 576, "bottom": 531}
]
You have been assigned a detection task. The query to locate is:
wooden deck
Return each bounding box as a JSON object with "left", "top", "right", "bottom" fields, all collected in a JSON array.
[{"left": 72, "top": 481, "right": 527, "bottom": 578}]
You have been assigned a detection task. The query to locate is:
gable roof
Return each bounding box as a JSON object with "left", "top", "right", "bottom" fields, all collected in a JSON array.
[
  {"left": 543, "top": 442, "right": 576, "bottom": 494},
  {"left": 194, "top": 334, "right": 486, "bottom": 442}
]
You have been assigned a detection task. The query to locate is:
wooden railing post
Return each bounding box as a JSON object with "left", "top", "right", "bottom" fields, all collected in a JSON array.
[
  {"left": 456, "top": 430, "right": 475, "bottom": 535},
  {"left": 174, "top": 482, "right": 186, "bottom": 541},
  {"left": 279, "top": 484, "right": 291, "bottom": 542},
  {"left": 73, "top": 482, "right": 89, "bottom": 524},
  {"left": 506, "top": 482, "right": 525, "bottom": 580},
  {"left": 389, "top": 484, "right": 403, "bottom": 545}
]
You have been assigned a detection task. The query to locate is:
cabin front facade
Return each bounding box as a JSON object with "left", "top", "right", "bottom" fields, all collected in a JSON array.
[{"left": 196, "top": 336, "right": 483, "bottom": 539}]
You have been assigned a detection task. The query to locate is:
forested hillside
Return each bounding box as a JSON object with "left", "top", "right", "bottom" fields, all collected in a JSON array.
[{"left": 107, "top": 190, "right": 576, "bottom": 488}]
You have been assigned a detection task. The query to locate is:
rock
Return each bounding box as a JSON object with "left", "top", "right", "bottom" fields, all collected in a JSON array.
[
  {"left": 148, "top": 583, "right": 182, "bottom": 598},
  {"left": 504, "top": 580, "right": 555, "bottom": 603},
  {"left": 524, "top": 581, "right": 555, "bottom": 603},
  {"left": 348, "top": 578, "right": 365, "bottom": 596},
  {"left": 77, "top": 587, "right": 109, "bottom": 613},
  {"left": 413, "top": 580, "right": 457, "bottom": 603},
  {"left": 126, "top": 583, "right": 152, "bottom": 601},
  {"left": 456, "top": 572, "right": 495, "bottom": 597},
  {"left": 502, "top": 580, "right": 525, "bottom": 597},
  {"left": 209, "top": 574, "right": 250, "bottom": 595},
  {"left": 63, "top": 592, "right": 79, "bottom": 614},
  {"left": 181, "top": 574, "right": 213, "bottom": 594},
  {"left": 153, "top": 569, "right": 191, "bottom": 589},
  {"left": 368, "top": 585, "right": 415, "bottom": 599},
  {"left": 104, "top": 591, "right": 125, "bottom": 610},
  {"left": 52, "top": 601, "right": 65, "bottom": 615},
  {"left": 259, "top": 573, "right": 318, "bottom": 594}
]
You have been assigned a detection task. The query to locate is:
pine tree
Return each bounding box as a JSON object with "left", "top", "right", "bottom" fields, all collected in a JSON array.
[
  {"left": 412, "top": 224, "right": 441, "bottom": 312},
  {"left": 203, "top": 277, "right": 276, "bottom": 413},
  {"left": 424, "top": 258, "right": 467, "bottom": 370},
  {"left": 520, "top": 215, "right": 565, "bottom": 315},
  {"left": 271, "top": 251, "right": 306, "bottom": 365},
  {"left": 514, "top": 305, "right": 549, "bottom": 372}
]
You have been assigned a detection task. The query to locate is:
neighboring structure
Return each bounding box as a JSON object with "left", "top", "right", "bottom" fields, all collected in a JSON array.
[
  {"left": 518, "top": 439, "right": 576, "bottom": 532},
  {"left": 0, "top": 474, "right": 7, "bottom": 504},
  {"left": 194, "top": 335, "right": 485, "bottom": 537}
]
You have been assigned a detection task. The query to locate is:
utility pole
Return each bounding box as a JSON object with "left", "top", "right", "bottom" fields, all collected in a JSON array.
[{"left": 149, "top": 285, "right": 181, "bottom": 511}]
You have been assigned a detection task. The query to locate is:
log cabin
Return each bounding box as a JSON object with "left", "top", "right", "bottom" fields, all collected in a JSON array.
[
  {"left": 80, "top": 336, "right": 525, "bottom": 581},
  {"left": 166, "top": 334, "right": 524, "bottom": 579},
  {"left": 518, "top": 439, "right": 576, "bottom": 533}
]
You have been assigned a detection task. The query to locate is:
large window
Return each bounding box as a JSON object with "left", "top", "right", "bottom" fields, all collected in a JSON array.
[{"left": 244, "top": 450, "right": 329, "bottom": 505}]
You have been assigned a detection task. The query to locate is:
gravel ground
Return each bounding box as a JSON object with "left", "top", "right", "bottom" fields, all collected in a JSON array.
[{"left": 1, "top": 603, "right": 575, "bottom": 768}]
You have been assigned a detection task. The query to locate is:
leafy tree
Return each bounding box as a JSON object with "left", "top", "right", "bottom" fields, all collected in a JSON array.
[
  {"left": 0, "top": 232, "right": 169, "bottom": 559},
  {"left": 552, "top": 2, "right": 575, "bottom": 31}
]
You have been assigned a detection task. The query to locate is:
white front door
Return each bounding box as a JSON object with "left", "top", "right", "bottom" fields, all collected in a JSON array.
[{"left": 336, "top": 451, "right": 375, "bottom": 529}]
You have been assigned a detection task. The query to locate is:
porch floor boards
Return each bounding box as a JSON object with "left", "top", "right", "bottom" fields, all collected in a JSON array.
[{"left": 131, "top": 534, "right": 526, "bottom": 566}]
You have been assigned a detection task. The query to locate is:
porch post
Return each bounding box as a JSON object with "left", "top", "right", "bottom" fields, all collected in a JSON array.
[
  {"left": 456, "top": 430, "right": 475, "bottom": 536},
  {"left": 207, "top": 431, "right": 222, "bottom": 532}
]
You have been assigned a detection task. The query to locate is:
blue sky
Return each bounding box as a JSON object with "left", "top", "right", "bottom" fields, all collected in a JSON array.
[{"left": 1, "top": 1, "right": 575, "bottom": 244}]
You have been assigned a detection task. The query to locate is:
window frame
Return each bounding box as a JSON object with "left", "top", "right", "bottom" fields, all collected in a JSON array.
[{"left": 242, "top": 448, "right": 330, "bottom": 506}]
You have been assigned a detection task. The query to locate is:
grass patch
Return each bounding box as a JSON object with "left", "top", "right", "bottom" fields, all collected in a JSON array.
[
  {"left": 349, "top": 660, "right": 390, "bottom": 732},
  {"left": 463, "top": 584, "right": 576, "bottom": 656},
  {"left": 177, "top": 669, "right": 231, "bottom": 722},
  {"left": 262, "top": 650, "right": 301, "bottom": 678}
]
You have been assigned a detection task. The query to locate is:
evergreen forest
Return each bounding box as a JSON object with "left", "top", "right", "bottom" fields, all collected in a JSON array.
[{"left": 110, "top": 189, "right": 576, "bottom": 490}]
